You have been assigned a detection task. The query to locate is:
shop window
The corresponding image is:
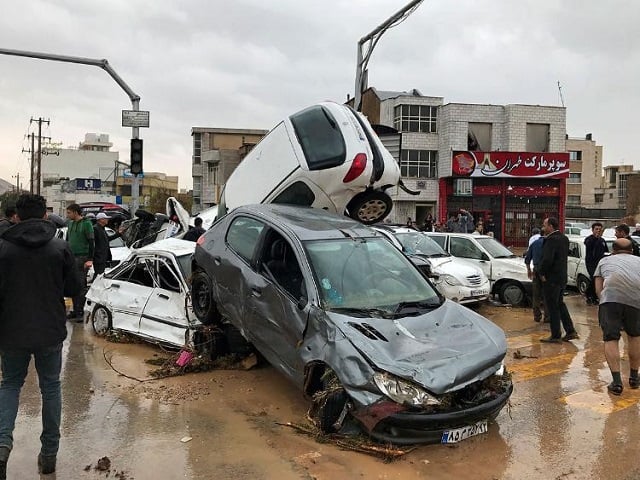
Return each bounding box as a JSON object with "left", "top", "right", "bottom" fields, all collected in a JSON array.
[
  {"left": 468, "top": 123, "right": 492, "bottom": 151},
  {"left": 453, "top": 178, "right": 472, "bottom": 196},
  {"left": 526, "top": 123, "right": 550, "bottom": 152}
]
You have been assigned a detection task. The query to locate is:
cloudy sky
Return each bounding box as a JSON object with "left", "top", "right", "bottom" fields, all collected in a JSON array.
[{"left": 0, "top": 0, "right": 638, "bottom": 190}]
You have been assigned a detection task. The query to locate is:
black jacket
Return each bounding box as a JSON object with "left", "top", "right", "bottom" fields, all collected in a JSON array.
[
  {"left": 0, "top": 219, "right": 82, "bottom": 349},
  {"left": 93, "top": 223, "right": 113, "bottom": 265},
  {"left": 584, "top": 234, "right": 608, "bottom": 274},
  {"left": 538, "top": 230, "right": 569, "bottom": 286},
  {"left": 0, "top": 218, "right": 14, "bottom": 236},
  {"left": 183, "top": 226, "right": 205, "bottom": 242}
]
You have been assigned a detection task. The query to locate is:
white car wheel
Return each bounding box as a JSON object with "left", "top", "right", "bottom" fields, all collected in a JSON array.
[{"left": 92, "top": 305, "right": 112, "bottom": 337}]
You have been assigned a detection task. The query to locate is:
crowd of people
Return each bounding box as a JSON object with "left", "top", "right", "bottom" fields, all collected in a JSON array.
[
  {"left": 525, "top": 218, "right": 640, "bottom": 397},
  {"left": 405, "top": 210, "right": 492, "bottom": 236}
]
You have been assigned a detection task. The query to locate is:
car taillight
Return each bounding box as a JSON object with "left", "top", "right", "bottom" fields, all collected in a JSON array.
[{"left": 342, "top": 153, "right": 367, "bottom": 183}]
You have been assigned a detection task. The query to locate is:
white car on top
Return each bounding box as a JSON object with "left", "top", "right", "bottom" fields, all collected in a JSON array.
[{"left": 373, "top": 226, "right": 490, "bottom": 305}]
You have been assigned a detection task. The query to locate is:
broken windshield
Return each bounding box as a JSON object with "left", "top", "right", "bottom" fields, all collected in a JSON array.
[{"left": 396, "top": 232, "right": 449, "bottom": 257}]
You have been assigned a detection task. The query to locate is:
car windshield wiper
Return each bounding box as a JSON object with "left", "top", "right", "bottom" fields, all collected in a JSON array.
[
  {"left": 494, "top": 254, "right": 517, "bottom": 258},
  {"left": 394, "top": 300, "right": 441, "bottom": 315},
  {"left": 329, "top": 307, "right": 395, "bottom": 319}
]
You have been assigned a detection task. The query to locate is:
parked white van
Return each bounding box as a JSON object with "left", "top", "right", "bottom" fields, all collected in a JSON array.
[
  {"left": 217, "top": 101, "right": 413, "bottom": 224},
  {"left": 425, "top": 232, "right": 532, "bottom": 306}
]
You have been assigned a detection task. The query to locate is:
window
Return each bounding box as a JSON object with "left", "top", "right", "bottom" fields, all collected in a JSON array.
[
  {"left": 618, "top": 174, "right": 628, "bottom": 199},
  {"left": 261, "top": 233, "right": 305, "bottom": 300},
  {"left": 594, "top": 193, "right": 603, "bottom": 203},
  {"left": 272, "top": 181, "right": 315, "bottom": 206},
  {"left": 568, "top": 173, "right": 582, "bottom": 184},
  {"left": 400, "top": 150, "right": 438, "bottom": 178},
  {"left": 568, "top": 242, "right": 580, "bottom": 258},
  {"left": 290, "top": 106, "right": 346, "bottom": 170},
  {"left": 206, "top": 163, "right": 219, "bottom": 185},
  {"left": 569, "top": 151, "right": 582, "bottom": 161},
  {"left": 226, "top": 217, "right": 265, "bottom": 263},
  {"left": 450, "top": 237, "right": 484, "bottom": 260},
  {"left": 526, "top": 123, "right": 550, "bottom": 152},
  {"left": 393, "top": 105, "right": 437, "bottom": 133},
  {"left": 567, "top": 195, "right": 581, "bottom": 205},
  {"left": 193, "top": 133, "right": 202, "bottom": 165},
  {"left": 468, "top": 123, "right": 492, "bottom": 151},
  {"left": 453, "top": 178, "right": 472, "bottom": 196}
]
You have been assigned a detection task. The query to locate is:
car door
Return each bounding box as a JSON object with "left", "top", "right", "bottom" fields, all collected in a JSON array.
[
  {"left": 449, "top": 236, "right": 492, "bottom": 280},
  {"left": 242, "top": 230, "right": 310, "bottom": 383},
  {"left": 268, "top": 179, "right": 338, "bottom": 213},
  {"left": 138, "top": 254, "right": 192, "bottom": 347},
  {"left": 212, "top": 216, "right": 266, "bottom": 327},
  {"left": 105, "top": 256, "right": 156, "bottom": 335},
  {"left": 566, "top": 241, "right": 581, "bottom": 287}
]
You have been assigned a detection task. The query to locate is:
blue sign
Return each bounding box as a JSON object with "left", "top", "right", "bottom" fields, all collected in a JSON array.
[
  {"left": 115, "top": 195, "right": 122, "bottom": 205},
  {"left": 76, "top": 178, "right": 102, "bottom": 191}
]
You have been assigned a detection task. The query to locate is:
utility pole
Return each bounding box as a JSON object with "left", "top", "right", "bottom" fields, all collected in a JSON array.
[
  {"left": 30, "top": 117, "right": 51, "bottom": 195},
  {"left": 354, "top": 0, "right": 424, "bottom": 111},
  {"left": 22, "top": 133, "right": 35, "bottom": 193},
  {"left": 0, "top": 48, "right": 144, "bottom": 213},
  {"left": 11, "top": 173, "right": 19, "bottom": 192}
]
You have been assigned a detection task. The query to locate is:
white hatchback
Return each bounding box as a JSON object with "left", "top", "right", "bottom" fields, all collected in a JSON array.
[{"left": 218, "top": 101, "right": 410, "bottom": 224}]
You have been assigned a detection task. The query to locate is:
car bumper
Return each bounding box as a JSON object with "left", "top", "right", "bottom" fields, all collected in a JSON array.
[
  {"left": 437, "top": 284, "right": 491, "bottom": 305},
  {"left": 368, "top": 383, "right": 513, "bottom": 445}
]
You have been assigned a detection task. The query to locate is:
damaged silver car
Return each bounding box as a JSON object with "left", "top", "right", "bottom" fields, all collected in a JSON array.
[{"left": 191, "top": 205, "right": 512, "bottom": 445}]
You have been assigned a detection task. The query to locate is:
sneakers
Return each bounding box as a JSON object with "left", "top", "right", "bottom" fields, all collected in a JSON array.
[
  {"left": 607, "top": 382, "right": 623, "bottom": 396},
  {"left": 38, "top": 454, "right": 56, "bottom": 475},
  {"left": 630, "top": 377, "right": 640, "bottom": 389},
  {"left": 563, "top": 331, "right": 579, "bottom": 342},
  {"left": 540, "top": 336, "right": 562, "bottom": 344}
]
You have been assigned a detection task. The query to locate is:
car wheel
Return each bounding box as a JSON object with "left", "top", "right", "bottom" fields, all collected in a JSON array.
[
  {"left": 498, "top": 281, "right": 525, "bottom": 306},
  {"left": 577, "top": 274, "right": 590, "bottom": 295},
  {"left": 191, "top": 271, "right": 222, "bottom": 326},
  {"left": 346, "top": 191, "right": 393, "bottom": 225},
  {"left": 316, "top": 388, "right": 349, "bottom": 434},
  {"left": 92, "top": 305, "right": 112, "bottom": 337}
]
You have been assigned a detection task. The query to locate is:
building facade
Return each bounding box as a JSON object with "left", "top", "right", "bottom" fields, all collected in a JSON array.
[
  {"left": 191, "top": 127, "right": 268, "bottom": 213},
  {"left": 360, "top": 88, "right": 568, "bottom": 247},
  {"left": 565, "top": 135, "right": 603, "bottom": 208}
]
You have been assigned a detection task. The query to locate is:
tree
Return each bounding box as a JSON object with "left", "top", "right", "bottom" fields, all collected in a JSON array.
[
  {"left": 146, "top": 189, "right": 193, "bottom": 215},
  {"left": 0, "top": 191, "right": 20, "bottom": 214}
]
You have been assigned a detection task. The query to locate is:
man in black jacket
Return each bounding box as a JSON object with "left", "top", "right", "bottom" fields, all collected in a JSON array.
[
  {"left": 93, "top": 212, "right": 116, "bottom": 277},
  {"left": 0, "top": 194, "right": 81, "bottom": 477},
  {"left": 0, "top": 206, "right": 18, "bottom": 235},
  {"left": 584, "top": 222, "right": 608, "bottom": 305},
  {"left": 538, "top": 216, "right": 579, "bottom": 343}
]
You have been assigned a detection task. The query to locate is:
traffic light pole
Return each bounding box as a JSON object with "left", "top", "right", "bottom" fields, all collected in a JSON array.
[{"left": 0, "top": 48, "right": 143, "bottom": 213}]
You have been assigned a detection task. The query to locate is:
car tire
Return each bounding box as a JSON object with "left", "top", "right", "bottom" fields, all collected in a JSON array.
[
  {"left": 316, "top": 388, "right": 349, "bottom": 434},
  {"left": 498, "top": 281, "right": 525, "bottom": 306},
  {"left": 191, "top": 271, "right": 222, "bottom": 326},
  {"left": 92, "top": 305, "right": 112, "bottom": 336},
  {"left": 346, "top": 191, "right": 393, "bottom": 225},
  {"left": 577, "top": 274, "right": 590, "bottom": 295}
]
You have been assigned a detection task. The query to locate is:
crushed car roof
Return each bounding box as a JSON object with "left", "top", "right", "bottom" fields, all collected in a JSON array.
[
  {"left": 136, "top": 238, "right": 196, "bottom": 256},
  {"left": 237, "top": 204, "right": 378, "bottom": 241}
]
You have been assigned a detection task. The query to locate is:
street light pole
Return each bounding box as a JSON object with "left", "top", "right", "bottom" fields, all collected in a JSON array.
[
  {"left": 0, "top": 47, "right": 143, "bottom": 213},
  {"left": 354, "top": 0, "right": 424, "bottom": 112}
]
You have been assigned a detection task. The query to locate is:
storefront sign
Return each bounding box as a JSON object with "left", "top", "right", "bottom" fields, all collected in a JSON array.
[{"left": 452, "top": 151, "right": 570, "bottom": 178}]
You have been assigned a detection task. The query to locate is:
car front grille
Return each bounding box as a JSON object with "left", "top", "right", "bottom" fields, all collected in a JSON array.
[{"left": 465, "top": 274, "right": 483, "bottom": 286}]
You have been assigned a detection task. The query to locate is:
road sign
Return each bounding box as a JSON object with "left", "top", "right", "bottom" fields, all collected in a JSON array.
[
  {"left": 76, "top": 178, "right": 102, "bottom": 191},
  {"left": 122, "top": 169, "right": 144, "bottom": 178},
  {"left": 122, "top": 110, "right": 150, "bottom": 128}
]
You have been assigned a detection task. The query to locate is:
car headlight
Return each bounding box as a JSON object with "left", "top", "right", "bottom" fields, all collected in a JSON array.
[
  {"left": 373, "top": 372, "right": 441, "bottom": 406},
  {"left": 439, "top": 273, "right": 462, "bottom": 286}
]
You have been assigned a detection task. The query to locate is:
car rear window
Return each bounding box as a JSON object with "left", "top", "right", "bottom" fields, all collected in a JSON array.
[
  {"left": 272, "top": 181, "right": 315, "bottom": 206},
  {"left": 290, "top": 106, "right": 346, "bottom": 170}
]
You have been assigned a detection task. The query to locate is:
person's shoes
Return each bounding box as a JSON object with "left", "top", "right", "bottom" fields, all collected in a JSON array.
[
  {"left": 37, "top": 453, "right": 56, "bottom": 475},
  {"left": 563, "top": 331, "right": 579, "bottom": 342},
  {"left": 629, "top": 377, "right": 640, "bottom": 389},
  {"left": 607, "top": 382, "right": 623, "bottom": 396},
  {"left": 540, "top": 336, "right": 562, "bottom": 344}
]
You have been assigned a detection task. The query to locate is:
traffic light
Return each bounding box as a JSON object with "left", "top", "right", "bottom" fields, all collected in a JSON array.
[{"left": 130, "top": 138, "right": 143, "bottom": 175}]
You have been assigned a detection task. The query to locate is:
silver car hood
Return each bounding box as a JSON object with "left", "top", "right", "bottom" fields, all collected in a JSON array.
[{"left": 326, "top": 300, "right": 506, "bottom": 395}]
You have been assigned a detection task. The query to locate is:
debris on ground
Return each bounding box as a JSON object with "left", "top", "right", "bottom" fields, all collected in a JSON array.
[
  {"left": 513, "top": 349, "right": 538, "bottom": 359},
  {"left": 180, "top": 436, "right": 193, "bottom": 443},
  {"left": 278, "top": 422, "right": 414, "bottom": 462},
  {"left": 84, "top": 456, "right": 133, "bottom": 479},
  {"left": 127, "top": 380, "right": 212, "bottom": 404},
  {"left": 106, "top": 330, "right": 143, "bottom": 344},
  {"left": 146, "top": 352, "right": 256, "bottom": 379}
]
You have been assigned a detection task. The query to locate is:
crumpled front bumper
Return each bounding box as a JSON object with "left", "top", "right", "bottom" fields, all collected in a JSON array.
[{"left": 365, "top": 382, "right": 513, "bottom": 445}]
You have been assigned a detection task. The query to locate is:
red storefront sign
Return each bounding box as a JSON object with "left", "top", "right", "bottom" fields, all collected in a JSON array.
[{"left": 452, "top": 151, "right": 570, "bottom": 178}]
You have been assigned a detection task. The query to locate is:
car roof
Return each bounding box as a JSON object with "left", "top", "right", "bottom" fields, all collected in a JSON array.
[
  {"left": 426, "top": 231, "right": 494, "bottom": 240},
  {"left": 234, "top": 204, "right": 377, "bottom": 241},
  {"left": 136, "top": 238, "right": 196, "bottom": 256}
]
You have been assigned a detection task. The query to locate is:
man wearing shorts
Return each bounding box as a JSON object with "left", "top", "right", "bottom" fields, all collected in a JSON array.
[{"left": 594, "top": 237, "right": 640, "bottom": 395}]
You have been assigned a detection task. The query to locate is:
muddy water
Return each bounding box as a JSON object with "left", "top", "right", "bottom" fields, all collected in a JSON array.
[{"left": 5, "top": 294, "right": 640, "bottom": 479}]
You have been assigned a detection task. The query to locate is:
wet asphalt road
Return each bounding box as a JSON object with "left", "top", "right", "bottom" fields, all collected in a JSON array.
[{"left": 4, "top": 293, "right": 640, "bottom": 479}]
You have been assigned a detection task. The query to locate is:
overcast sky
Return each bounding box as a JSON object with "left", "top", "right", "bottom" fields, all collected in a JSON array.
[{"left": 1, "top": 0, "right": 638, "bottom": 190}]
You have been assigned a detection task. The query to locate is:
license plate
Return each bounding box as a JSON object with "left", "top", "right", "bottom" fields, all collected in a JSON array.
[
  {"left": 441, "top": 420, "right": 488, "bottom": 444},
  {"left": 470, "top": 289, "right": 488, "bottom": 296}
]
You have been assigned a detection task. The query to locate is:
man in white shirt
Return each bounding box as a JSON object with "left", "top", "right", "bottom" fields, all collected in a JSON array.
[{"left": 594, "top": 238, "right": 640, "bottom": 396}]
